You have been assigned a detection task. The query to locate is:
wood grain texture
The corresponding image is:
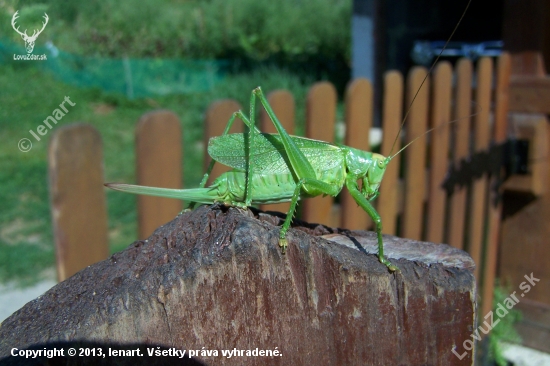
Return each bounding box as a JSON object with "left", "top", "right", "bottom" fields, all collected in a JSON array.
[{"left": 0, "top": 206, "right": 476, "bottom": 365}]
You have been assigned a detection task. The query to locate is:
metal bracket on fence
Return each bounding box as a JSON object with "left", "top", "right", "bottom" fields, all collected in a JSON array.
[{"left": 441, "top": 139, "right": 530, "bottom": 206}]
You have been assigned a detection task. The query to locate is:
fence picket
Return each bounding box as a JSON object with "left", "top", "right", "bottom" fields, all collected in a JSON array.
[
  {"left": 135, "top": 111, "right": 182, "bottom": 239},
  {"left": 379, "top": 71, "right": 404, "bottom": 235},
  {"left": 448, "top": 59, "right": 473, "bottom": 249},
  {"left": 49, "top": 124, "right": 108, "bottom": 281},
  {"left": 302, "top": 82, "right": 337, "bottom": 227},
  {"left": 482, "top": 52, "right": 511, "bottom": 316},
  {"left": 204, "top": 100, "right": 243, "bottom": 185},
  {"left": 402, "top": 67, "right": 429, "bottom": 241},
  {"left": 426, "top": 62, "right": 452, "bottom": 243},
  {"left": 260, "top": 90, "right": 295, "bottom": 214},
  {"left": 341, "top": 78, "right": 373, "bottom": 230},
  {"left": 468, "top": 57, "right": 493, "bottom": 280}
]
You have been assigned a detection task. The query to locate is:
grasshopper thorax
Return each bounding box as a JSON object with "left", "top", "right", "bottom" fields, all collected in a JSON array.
[{"left": 344, "top": 147, "right": 391, "bottom": 200}]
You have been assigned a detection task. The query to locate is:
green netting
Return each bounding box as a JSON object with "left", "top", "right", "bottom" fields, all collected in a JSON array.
[{"left": 0, "top": 39, "right": 227, "bottom": 98}]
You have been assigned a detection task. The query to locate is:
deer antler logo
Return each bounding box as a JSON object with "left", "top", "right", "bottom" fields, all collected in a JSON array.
[{"left": 11, "top": 11, "right": 49, "bottom": 54}]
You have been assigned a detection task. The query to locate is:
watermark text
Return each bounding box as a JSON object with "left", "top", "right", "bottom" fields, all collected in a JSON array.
[
  {"left": 452, "top": 272, "right": 540, "bottom": 360},
  {"left": 18, "top": 96, "right": 76, "bottom": 152}
]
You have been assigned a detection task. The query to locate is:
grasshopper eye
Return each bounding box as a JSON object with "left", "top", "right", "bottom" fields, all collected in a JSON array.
[{"left": 378, "top": 160, "right": 384, "bottom": 168}]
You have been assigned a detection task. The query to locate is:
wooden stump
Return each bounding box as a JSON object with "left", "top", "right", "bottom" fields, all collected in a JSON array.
[{"left": 0, "top": 206, "right": 476, "bottom": 365}]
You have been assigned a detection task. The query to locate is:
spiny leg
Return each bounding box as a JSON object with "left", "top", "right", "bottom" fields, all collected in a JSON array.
[
  {"left": 252, "top": 87, "right": 344, "bottom": 250},
  {"left": 279, "top": 178, "right": 341, "bottom": 253},
  {"left": 278, "top": 180, "right": 304, "bottom": 253},
  {"left": 345, "top": 178, "right": 399, "bottom": 272}
]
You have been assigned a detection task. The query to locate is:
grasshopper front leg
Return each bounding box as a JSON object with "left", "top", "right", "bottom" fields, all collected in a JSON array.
[
  {"left": 253, "top": 87, "right": 342, "bottom": 251},
  {"left": 279, "top": 177, "right": 341, "bottom": 252},
  {"left": 346, "top": 177, "right": 399, "bottom": 272}
]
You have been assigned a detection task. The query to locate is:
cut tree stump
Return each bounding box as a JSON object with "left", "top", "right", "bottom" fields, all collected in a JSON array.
[{"left": 0, "top": 205, "right": 476, "bottom": 365}]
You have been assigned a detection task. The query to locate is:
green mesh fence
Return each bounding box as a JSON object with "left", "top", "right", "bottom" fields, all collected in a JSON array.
[{"left": 0, "top": 39, "right": 227, "bottom": 98}]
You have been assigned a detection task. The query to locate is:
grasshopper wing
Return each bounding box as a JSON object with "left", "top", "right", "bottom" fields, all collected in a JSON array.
[{"left": 208, "top": 133, "right": 344, "bottom": 175}]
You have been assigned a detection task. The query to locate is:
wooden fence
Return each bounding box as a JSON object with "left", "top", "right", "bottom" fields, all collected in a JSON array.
[{"left": 49, "top": 54, "right": 512, "bottom": 318}]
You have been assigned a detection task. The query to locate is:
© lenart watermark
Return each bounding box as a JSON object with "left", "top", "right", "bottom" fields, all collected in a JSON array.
[
  {"left": 11, "top": 10, "right": 48, "bottom": 61},
  {"left": 452, "top": 272, "right": 540, "bottom": 360},
  {"left": 18, "top": 96, "right": 76, "bottom": 152}
]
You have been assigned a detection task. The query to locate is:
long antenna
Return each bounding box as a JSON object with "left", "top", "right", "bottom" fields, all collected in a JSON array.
[
  {"left": 389, "top": 110, "right": 477, "bottom": 159},
  {"left": 387, "top": 0, "right": 473, "bottom": 158}
]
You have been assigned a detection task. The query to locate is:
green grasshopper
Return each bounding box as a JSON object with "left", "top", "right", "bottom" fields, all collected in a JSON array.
[
  {"left": 105, "top": 1, "right": 473, "bottom": 273},
  {"left": 106, "top": 87, "right": 407, "bottom": 271}
]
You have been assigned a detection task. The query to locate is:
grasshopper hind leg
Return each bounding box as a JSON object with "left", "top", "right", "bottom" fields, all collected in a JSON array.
[{"left": 187, "top": 112, "right": 243, "bottom": 211}]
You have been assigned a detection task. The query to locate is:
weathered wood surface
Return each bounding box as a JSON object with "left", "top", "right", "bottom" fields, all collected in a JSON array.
[{"left": 0, "top": 206, "right": 476, "bottom": 365}]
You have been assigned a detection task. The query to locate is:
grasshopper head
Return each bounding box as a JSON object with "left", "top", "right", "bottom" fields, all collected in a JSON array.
[
  {"left": 361, "top": 153, "right": 391, "bottom": 199},
  {"left": 344, "top": 147, "right": 391, "bottom": 200}
]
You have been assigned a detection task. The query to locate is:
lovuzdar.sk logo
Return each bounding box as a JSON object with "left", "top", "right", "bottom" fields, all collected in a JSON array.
[{"left": 11, "top": 10, "right": 49, "bottom": 60}]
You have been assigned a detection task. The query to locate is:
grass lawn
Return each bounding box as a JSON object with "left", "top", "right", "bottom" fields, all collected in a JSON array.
[{"left": 0, "top": 62, "right": 313, "bottom": 286}]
